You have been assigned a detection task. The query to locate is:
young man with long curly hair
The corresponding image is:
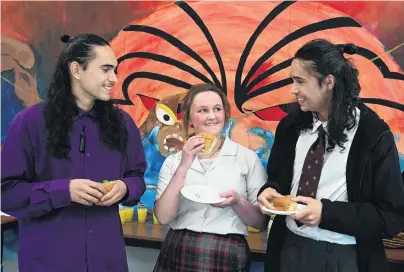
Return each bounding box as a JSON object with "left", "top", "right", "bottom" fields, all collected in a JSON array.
[{"left": 1, "top": 34, "right": 147, "bottom": 272}]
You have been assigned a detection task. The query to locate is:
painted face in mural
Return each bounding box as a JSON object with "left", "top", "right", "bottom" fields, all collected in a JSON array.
[
  {"left": 290, "top": 59, "right": 333, "bottom": 120},
  {"left": 72, "top": 45, "right": 118, "bottom": 103},
  {"left": 138, "top": 92, "right": 186, "bottom": 157},
  {"left": 189, "top": 91, "right": 226, "bottom": 136}
]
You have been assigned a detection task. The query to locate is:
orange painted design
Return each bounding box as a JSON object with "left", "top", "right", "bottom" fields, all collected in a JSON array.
[{"left": 108, "top": 1, "right": 404, "bottom": 153}]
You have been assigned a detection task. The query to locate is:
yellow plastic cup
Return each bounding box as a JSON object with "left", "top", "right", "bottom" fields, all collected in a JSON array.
[
  {"left": 125, "top": 207, "right": 134, "bottom": 221},
  {"left": 119, "top": 210, "right": 126, "bottom": 223},
  {"left": 248, "top": 225, "right": 261, "bottom": 233},
  {"left": 153, "top": 212, "right": 159, "bottom": 225},
  {"left": 137, "top": 206, "right": 148, "bottom": 222}
]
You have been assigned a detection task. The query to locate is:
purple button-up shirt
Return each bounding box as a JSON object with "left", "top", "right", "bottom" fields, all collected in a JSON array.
[{"left": 1, "top": 103, "right": 146, "bottom": 272}]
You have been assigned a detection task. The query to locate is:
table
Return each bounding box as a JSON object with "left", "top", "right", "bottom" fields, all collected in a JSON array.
[
  {"left": 0, "top": 216, "right": 16, "bottom": 225},
  {"left": 122, "top": 219, "right": 404, "bottom": 265},
  {"left": 386, "top": 248, "right": 404, "bottom": 272},
  {"left": 386, "top": 248, "right": 404, "bottom": 264},
  {"left": 1, "top": 216, "right": 402, "bottom": 268}
]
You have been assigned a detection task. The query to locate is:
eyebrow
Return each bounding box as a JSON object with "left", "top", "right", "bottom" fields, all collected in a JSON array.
[
  {"left": 196, "top": 104, "right": 223, "bottom": 109},
  {"left": 101, "top": 64, "right": 116, "bottom": 69},
  {"left": 291, "top": 75, "right": 305, "bottom": 81}
]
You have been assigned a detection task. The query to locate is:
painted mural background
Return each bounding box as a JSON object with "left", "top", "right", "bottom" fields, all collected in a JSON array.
[{"left": 2, "top": 1, "right": 404, "bottom": 212}]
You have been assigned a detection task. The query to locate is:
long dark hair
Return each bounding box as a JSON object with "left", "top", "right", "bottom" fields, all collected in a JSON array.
[
  {"left": 293, "top": 39, "right": 360, "bottom": 152},
  {"left": 43, "top": 34, "right": 128, "bottom": 159}
]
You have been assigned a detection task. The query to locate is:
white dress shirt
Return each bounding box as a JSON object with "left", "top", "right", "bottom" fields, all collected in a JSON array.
[
  {"left": 156, "top": 136, "right": 267, "bottom": 236},
  {"left": 286, "top": 108, "right": 361, "bottom": 244}
]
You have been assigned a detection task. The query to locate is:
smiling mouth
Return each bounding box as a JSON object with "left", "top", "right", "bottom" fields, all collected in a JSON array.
[
  {"left": 164, "top": 134, "right": 184, "bottom": 152},
  {"left": 297, "top": 97, "right": 305, "bottom": 104}
]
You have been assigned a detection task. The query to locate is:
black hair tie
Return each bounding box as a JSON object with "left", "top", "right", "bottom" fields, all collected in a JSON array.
[
  {"left": 339, "top": 43, "right": 357, "bottom": 55},
  {"left": 60, "top": 34, "right": 73, "bottom": 44}
]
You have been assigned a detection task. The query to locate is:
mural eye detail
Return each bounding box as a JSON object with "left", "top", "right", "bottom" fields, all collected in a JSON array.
[{"left": 156, "top": 104, "right": 177, "bottom": 126}]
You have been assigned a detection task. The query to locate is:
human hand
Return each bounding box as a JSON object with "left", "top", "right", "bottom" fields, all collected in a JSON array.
[
  {"left": 69, "top": 179, "right": 108, "bottom": 206},
  {"left": 97, "top": 180, "right": 128, "bottom": 206},
  {"left": 289, "top": 196, "right": 322, "bottom": 227},
  {"left": 210, "top": 190, "right": 240, "bottom": 208},
  {"left": 258, "top": 187, "right": 283, "bottom": 215},
  {"left": 179, "top": 136, "right": 205, "bottom": 169}
]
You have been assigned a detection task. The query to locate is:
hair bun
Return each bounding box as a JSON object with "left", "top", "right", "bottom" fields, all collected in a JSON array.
[
  {"left": 342, "top": 43, "right": 357, "bottom": 55},
  {"left": 60, "top": 35, "right": 72, "bottom": 44}
]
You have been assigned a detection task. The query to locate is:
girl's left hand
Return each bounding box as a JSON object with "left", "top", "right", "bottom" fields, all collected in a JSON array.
[{"left": 210, "top": 190, "right": 241, "bottom": 208}]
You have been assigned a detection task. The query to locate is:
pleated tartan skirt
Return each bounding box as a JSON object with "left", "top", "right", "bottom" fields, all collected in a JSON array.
[{"left": 153, "top": 228, "right": 251, "bottom": 272}]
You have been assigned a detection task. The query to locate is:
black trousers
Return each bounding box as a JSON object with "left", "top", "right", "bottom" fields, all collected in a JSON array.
[{"left": 280, "top": 229, "right": 359, "bottom": 272}]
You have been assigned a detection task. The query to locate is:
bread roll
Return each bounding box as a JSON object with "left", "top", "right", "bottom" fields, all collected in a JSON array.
[
  {"left": 198, "top": 132, "right": 217, "bottom": 155},
  {"left": 273, "top": 195, "right": 298, "bottom": 211},
  {"left": 102, "top": 180, "right": 113, "bottom": 192}
]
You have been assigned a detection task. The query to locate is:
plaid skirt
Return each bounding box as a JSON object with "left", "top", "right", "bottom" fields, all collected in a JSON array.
[{"left": 153, "top": 229, "right": 251, "bottom": 272}]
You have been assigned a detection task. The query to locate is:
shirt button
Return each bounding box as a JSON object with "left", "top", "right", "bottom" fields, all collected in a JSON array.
[
  {"left": 86, "top": 153, "right": 90, "bottom": 157},
  {"left": 89, "top": 230, "right": 92, "bottom": 234}
]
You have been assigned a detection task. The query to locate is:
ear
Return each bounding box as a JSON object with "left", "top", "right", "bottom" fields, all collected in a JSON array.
[
  {"left": 69, "top": 61, "right": 81, "bottom": 80},
  {"left": 324, "top": 75, "right": 335, "bottom": 91}
]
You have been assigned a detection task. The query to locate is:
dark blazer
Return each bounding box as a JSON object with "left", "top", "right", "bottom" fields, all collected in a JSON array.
[{"left": 258, "top": 103, "right": 404, "bottom": 272}]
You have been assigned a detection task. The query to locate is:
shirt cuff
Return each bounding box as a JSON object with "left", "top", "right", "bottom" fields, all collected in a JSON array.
[
  {"left": 318, "top": 198, "right": 332, "bottom": 229},
  {"left": 49, "top": 179, "right": 72, "bottom": 209},
  {"left": 120, "top": 177, "right": 146, "bottom": 206}
]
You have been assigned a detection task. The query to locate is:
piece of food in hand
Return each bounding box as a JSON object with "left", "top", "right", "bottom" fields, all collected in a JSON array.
[
  {"left": 273, "top": 195, "right": 298, "bottom": 211},
  {"left": 198, "top": 132, "right": 217, "bottom": 154},
  {"left": 102, "top": 180, "right": 114, "bottom": 192}
]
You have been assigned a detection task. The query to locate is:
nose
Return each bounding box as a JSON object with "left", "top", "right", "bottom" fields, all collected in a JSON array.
[
  {"left": 110, "top": 71, "right": 118, "bottom": 84},
  {"left": 291, "top": 84, "right": 298, "bottom": 95},
  {"left": 207, "top": 111, "right": 216, "bottom": 120}
]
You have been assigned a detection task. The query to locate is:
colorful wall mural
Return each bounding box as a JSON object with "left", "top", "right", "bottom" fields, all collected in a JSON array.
[{"left": 2, "top": 1, "right": 404, "bottom": 212}]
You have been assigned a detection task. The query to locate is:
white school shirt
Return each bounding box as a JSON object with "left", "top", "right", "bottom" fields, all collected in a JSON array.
[
  {"left": 156, "top": 137, "right": 267, "bottom": 236},
  {"left": 286, "top": 108, "right": 361, "bottom": 244}
]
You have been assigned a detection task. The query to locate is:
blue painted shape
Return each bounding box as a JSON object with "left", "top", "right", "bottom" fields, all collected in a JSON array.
[{"left": 1, "top": 71, "right": 24, "bottom": 144}]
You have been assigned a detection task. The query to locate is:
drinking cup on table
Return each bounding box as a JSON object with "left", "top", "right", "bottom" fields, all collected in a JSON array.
[{"left": 137, "top": 204, "right": 148, "bottom": 223}]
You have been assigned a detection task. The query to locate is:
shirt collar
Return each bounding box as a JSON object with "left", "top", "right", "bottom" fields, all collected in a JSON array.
[
  {"left": 309, "top": 107, "right": 361, "bottom": 134},
  {"left": 73, "top": 106, "right": 99, "bottom": 122},
  {"left": 309, "top": 113, "right": 328, "bottom": 134},
  {"left": 219, "top": 136, "right": 238, "bottom": 156}
]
